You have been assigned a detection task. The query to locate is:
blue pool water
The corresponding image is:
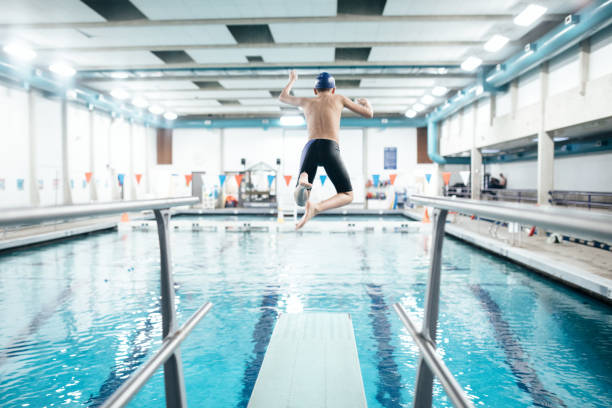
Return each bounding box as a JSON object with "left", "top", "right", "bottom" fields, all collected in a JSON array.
[{"left": 0, "top": 219, "right": 611, "bottom": 407}]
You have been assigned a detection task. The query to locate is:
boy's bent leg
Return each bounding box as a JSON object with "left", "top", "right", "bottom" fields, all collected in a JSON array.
[
  {"left": 296, "top": 191, "right": 353, "bottom": 230},
  {"left": 294, "top": 172, "right": 312, "bottom": 206}
]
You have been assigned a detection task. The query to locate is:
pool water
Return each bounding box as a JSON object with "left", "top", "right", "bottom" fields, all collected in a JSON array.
[{"left": 0, "top": 220, "right": 611, "bottom": 407}]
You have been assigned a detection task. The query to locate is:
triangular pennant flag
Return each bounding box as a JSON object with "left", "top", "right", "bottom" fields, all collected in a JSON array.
[
  {"left": 389, "top": 174, "right": 397, "bottom": 185},
  {"left": 267, "top": 174, "right": 275, "bottom": 187},
  {"left": 85, "top": 172, "right": 92, "bottom": 183},
  {"left": 372, "top": 174, "right": 380, "bottom": 186},
  {"left": 442, "top": 172, "right": 451, "bottom": 186},
  {"left": 319, "top": 174, "right": 327, "bottom": 186},
  {"left": 235, "top": 174, "right": 243, "bottom": 186},
  {"left": 118, "top": 173, "right": 125, "bottom": 187},
  {"left": 284, "top": 175, "right": 292, "bottom": 186},
  {"left": 219, "top": 174, "right": 226, "bottom": 187},
  {"left": 459, "top": 171, "right": 470, "bottom": 185},
  {"left": 185, "top": 174, "right": 192, "bottom": 186},
  {"left": 135, "top": 173, "right": 142, "bottom": 184},
  {"left": 425, "top": 173, "right": 432, "bottom": 184}
]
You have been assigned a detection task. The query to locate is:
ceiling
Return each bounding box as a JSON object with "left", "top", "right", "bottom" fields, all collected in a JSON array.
[{"left": 0, "top": 0, "right": 590, "bottom": 119}]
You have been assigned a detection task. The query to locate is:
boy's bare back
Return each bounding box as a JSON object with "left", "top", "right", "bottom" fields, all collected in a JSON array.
[{"left": 279, "top": 70, "right": 373, "bottom": 143}]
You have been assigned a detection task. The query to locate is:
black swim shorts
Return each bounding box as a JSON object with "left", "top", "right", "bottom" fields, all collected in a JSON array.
[{"left": 297, "top": 138, "right": 353, "bottom": 193}]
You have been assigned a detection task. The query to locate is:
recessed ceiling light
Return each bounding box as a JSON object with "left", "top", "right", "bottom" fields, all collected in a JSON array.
[
  {"left": 3, "top": 42, "right": 36, "bottom": 61},
  {"left": 148, "top": 105, "right": 164, "bottom": 115},
  {"left": 484, "top": 34, "right": 510, "bottom": 52},
  {"left": 49, "top": 62, "right": 76, "bottom": 77},
  {"left": 110, "top": 71, "right": 129, "bottom": 79},
  {"left": 164, "top": 112, "right": 178, "bottom": 120},
  {"left": 432, "top": 86, "right": 448, "bottom": 96},
  {"left": 65, "top": 89, "right": 78, "bottom": 100},
  {"left": 110, "top": 88, "right": 130, "bottom": 100},
  {"left": 405, "top": 110, "right": 417, "bottom": 118},
  {"left": 413, "top": 103, "right": 426, "bottom": 112},
  {"left": 279, "top": 115, "right": 305, "bottom": 126},
  {"left": 461, "top": 56, "right": 482, "bottom": 72},
  {"left": 132, "top": 96, "right": 148, "bottom": 108},
  {"left": 514, "top": 4, "right": 547, "bottom": 27},
  {"left": 421, "top": 94, "right": 435, "bottom": 105}
]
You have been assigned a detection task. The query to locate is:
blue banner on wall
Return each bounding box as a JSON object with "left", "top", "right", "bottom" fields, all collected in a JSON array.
[
  {"left": 384, "top": 147, "right": 397, "bottom": 170},
  {"left": 425, "top": 173, "right": 432, "bottom": 184},
  {"left": 372, "top": 174, "right": 380, "bottom": 187},
  {"left": 219, "top": 174, "right": 226, "bottom": 187},
  {"left": 267, "top": 174, "right": 275, "bottom": 187},
  {"left": 117, "top": 174, "right": 125, "bottom": 187},
  {"left": 320, "top": 174, "right": 327, "bottom": 186},
  {"left": 17, "top": 178, "right": 24, "bottom": 191}
]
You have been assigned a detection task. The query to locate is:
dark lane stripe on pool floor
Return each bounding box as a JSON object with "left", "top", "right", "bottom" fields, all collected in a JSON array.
[
  {"left": 365, "top": 283, "right": 404, "bottom": 408},
  {"left": 238, "top": 284, "right": 280, "bottom": 408},
  {"left": 470, "top": 284, "right": 566, "bottom": 408}
]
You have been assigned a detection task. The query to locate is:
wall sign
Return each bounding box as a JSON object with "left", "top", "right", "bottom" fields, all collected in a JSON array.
[{"left": 384, "top": 147, "right": 397, "bottom": 170}]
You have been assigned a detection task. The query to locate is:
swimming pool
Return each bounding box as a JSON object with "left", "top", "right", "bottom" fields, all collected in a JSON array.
[{"left": 0, "top": 219, "right": 610, "bottom": 407}]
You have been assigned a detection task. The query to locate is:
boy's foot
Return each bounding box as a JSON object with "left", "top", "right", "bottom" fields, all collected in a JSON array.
[
  {"left": 295, "top": 173, "right": 312, "bottom": 206},
  {"left": 296, "top": 200, "right": 317, "bottom": 230}
]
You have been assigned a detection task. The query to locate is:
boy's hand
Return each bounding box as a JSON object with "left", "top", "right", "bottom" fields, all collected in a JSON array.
[{"left": 289, "top": 70, "right": 298, "bottom": 82}]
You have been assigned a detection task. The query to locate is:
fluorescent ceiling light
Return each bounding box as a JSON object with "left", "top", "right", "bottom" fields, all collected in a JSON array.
[
  {"left": 437, "top": 68, "right": 448, "bottom": 75},
  {"left": 110, "top": 71, "right": 129, "bottom": 79},
  {"left": 65, "top": 89, "right": 78, "bottom": 100},
  {"left": 514, "top": 4, "right": 547, "bottom": 26},
  {"left": 110, "top": 88, "right": 130, "bottom": 100},
  {"left": 279, "top": 115, "right": 304, "bottom": 126},
  {"left": 413, "top": 103, "right": 426, "bottom": 112},
  {"left": 553, "top": 136, "right": 569, "bottom": 142},
  {"left": 132, "top": 96, "right": 148, "bottom": 108},
  {"left": 481, "top": 149, "right": 500, "bottom": 154},
  {"left": 432, "top": 86, "right": 448, "bottom": 97},
  {"left": 405, "top": 110, "right": 417, "bottom": 118},
  {"left": 3, "top": 42, "right": 36, "bottom": 61},
  {"left": 164, "top": 112, "right": 178, "bottom": 120},
  {"left": 148, "top": 105, "right": 164, "bottom": 115},
  {"left": 49, "top": 62, "right": 76, "bottom": 77},
  {"left": 421, "top": 94, "right": 435, "bottom": 105},
  {"left": 484, "top": 34, "right": 510, "bottom": 52},
  {"left": 461, "top": 56, "right": 482, "bottom": 72}
]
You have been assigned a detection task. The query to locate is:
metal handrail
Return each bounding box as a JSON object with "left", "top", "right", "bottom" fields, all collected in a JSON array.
[
  {"left": 1, "top": 197, "right": 210, "bottom": 408},
  {"left": 396, "top": 195, "right": 612, "bottom": 408},
  {"left": 0, "top": 197, "right": 198, "bottom": 227},
  {"left": 100, "top": 302, "right": 213, "bottom": 408},
  {"left": 411, "top": 194, "right": 612, "bottom": 243},
  {"left": 393, "top": 304, "right": 473, "bottom": 408}
]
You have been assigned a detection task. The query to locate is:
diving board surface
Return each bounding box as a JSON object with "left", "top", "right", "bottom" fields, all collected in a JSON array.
[{"left": 248, "top": 313, "right": 367, "bottom": 408}]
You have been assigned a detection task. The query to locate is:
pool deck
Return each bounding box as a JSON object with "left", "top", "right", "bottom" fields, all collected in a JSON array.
[
  {"left": 0, "top": 216, "right": 120, "bottom": 251},
  {"left": 406, "top": 209, "right": 612, "bottom": 303}
]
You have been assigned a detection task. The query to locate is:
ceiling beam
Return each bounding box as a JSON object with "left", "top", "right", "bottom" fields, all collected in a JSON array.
[
  {"left": 0, "top": 14, "right": 565, "bottom": 30},
  {"left": 35, "top": 40, "right": 494, "bottom": 52},
  {"left": 77, "top": 61, "right": 492, "bottom": 72},
  {"left": 144, "top": 94, "right": 427, "bottom": 101},
  {"left": 81, "top": 73, "right": 474, "bottom": 82}
]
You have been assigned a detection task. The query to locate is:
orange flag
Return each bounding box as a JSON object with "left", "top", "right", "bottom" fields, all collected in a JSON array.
[
  {"left": 423, "top": 208, "right": 431, "bottom": 223},
  {"left": 85, "top": 172, "right": 93, "bottom": 183},
  {"left": 135, "top": 174, "right": 142, "bottom": 184},
  {"left": 185, "top": 174, "right": 192, "bottom": 186},
  {"left": 389, "top": 174, "right": 397, "bottom": 185},
  {"left": 235, "top": 174, "right": 243, "bottom": 186},
  {"left": 283, "top": 175, "right": 292, "bottom": 186},
  {"left": 442, "top": 172, "right": 451, "bottom": 186}
]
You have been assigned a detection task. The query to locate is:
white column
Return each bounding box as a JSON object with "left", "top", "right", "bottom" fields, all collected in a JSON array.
[
  {"left": 510, "top": 79, "right": 518, "bottom": 119},
  {"left": 27, "top": 90, "right": 40, "bottom": 206},
  {"left": 88, "top": 108, "right": 98, "bottom": 202},
  {"left": 471, "top": 148, "right": 482, "bottom": 200},
  {"left": 128, "top": 120, "right": 136, "bottom": 200},
  {"left": 219, "top": 128, "right": 225, "bottom": 173},
  {"left": 362, "top": 128, "right": 368, "bottom": 208},
  {"left": 579, "top": 39, "right": 590, "bottom": 96},
  {"left": 144, "top": 124, "right": 152, "bottom": 196},
  {"left": 537, "top": 63, "right": 553, "bottom": 205},
  {"left": 60, "top": 98, "right": 72, "bottom": 205}
]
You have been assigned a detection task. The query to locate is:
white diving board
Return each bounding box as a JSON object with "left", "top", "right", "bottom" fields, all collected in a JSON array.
[{"left": 248, "top": 313, "right": 367, "bottom": 408}]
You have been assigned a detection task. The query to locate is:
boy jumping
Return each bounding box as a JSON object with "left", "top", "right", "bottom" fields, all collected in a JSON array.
[{"left": 279, "top": 70, "right": 373, "bottom": 230}]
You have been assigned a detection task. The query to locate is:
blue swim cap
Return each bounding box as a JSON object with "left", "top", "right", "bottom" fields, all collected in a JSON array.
[{"left": 314, "top": 72, "right": 335, "bottom": 90}]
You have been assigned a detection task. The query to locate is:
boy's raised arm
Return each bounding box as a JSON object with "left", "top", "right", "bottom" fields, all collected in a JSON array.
[
  {"left": 279, "top": 70, "right": 304, "bottom": 107},
  {"left": 341, "top": 96, "right": 374, "bottom": 118}
]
